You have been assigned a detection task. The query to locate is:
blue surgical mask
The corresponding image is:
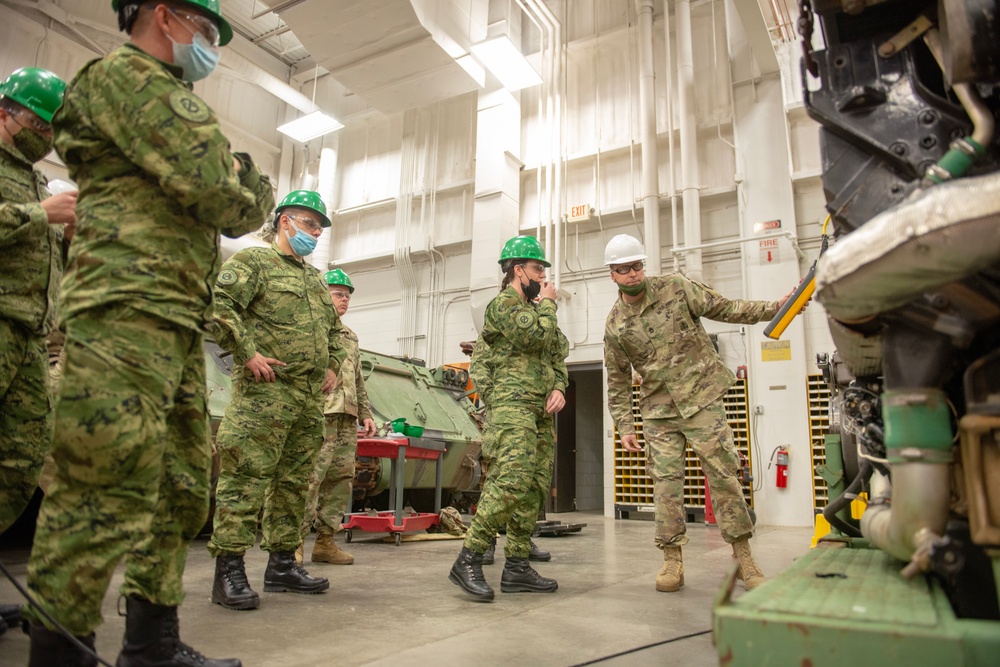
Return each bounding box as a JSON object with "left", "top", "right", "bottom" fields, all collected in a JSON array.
[
  {"left": 168, "top": 32, "right": 220, "bottom": 82},
  {"left": 285, "top": 220, "right": 318, "bottom": 257}
]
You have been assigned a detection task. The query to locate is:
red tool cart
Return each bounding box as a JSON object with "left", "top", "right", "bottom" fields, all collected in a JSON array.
[{"left": 342, "top": 436, "right": 444, "bottom": 546}]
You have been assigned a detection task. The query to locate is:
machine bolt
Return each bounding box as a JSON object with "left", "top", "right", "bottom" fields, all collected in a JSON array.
[
  {"left": 919, "top": 110, "right": 937, "bottom": 125},
  {"left": 890, "top": 142, "right": 908, "bottom": 156},
  {"left": 920, "top": 135, "right": 938, "bottom": 149}
]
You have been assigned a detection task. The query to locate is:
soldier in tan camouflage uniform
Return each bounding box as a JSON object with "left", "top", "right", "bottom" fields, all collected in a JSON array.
[
  {"left": 208, "top": 190, "right": 346, "bottom": 611},
  {"left": 24, "top": 3, "right": 274, "bottom": 665},
  {"left": 297, "top": 269, "right": 377, "bottom": 566},
  {"left": 449, "top": 236, "right": 568, "bottom": 602},
  {"left": 603, "top": 234, "right": 790, "bottom": 593},
  {"left": 0, "top": 65, "right": 71, "bottom": 644}
]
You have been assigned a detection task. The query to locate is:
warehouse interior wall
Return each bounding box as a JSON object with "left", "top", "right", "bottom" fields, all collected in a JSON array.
[{"left": 1, "top": 0, "right": 834, "bottom": 527}]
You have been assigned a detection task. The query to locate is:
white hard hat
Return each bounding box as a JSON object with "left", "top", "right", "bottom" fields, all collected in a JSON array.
[{"left": 604, "top": 234, "right": 647, "bottom": 266}]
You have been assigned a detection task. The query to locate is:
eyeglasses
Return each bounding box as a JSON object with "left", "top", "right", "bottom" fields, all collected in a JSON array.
[
  {"left": 521, "top": 262, "right": 547, "bottom": 275},
  {"left": 9, "top": 108, "right": 51, "bottom": 134},
  {"left": 286, "top": 215, "right": 324, "bottom": 233},
  {"left": 166, "top": 6, "right": 221, "bottom": 47},
  {"left": 612, "top": 261, "right": 645, "bottom": 276},
  {"left": 330, "top": 291, "right": 351, "bottom": 301}
]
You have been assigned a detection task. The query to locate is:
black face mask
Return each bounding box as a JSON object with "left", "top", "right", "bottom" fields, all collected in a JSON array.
[{"left": 521, "top": 277, "right": 541, "bottom": 301}]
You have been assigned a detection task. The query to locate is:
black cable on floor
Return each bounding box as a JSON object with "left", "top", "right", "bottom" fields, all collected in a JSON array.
[
  {"left": 0, "top": 558, "right": 115, "bottom": 667},
  {"left": 568, "top": 628, "right": 714, "bottom": 666}
]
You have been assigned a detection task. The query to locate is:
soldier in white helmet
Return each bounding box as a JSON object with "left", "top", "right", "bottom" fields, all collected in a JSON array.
[{"left": 602, "top": 234, "right": 792, "bottom": 593}]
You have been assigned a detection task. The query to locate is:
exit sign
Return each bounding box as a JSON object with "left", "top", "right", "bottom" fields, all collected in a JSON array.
[{"left": 567, "top": 204, "right": 591, "bottom": 222}]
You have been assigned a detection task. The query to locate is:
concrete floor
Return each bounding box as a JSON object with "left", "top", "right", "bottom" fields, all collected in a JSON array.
[{"left": 0, "top": 512, "right": 813, "bottom": 667}]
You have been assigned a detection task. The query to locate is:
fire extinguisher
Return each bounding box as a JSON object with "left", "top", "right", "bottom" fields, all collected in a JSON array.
[{"left": 769, "top": 446, "right": 789, "bottom": 489}]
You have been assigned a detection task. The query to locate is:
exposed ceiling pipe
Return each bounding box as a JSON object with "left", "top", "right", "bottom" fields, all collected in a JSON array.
[
  {"left": 635, "top": 0, "right": 662, "bottom": 277},
  {"left": 675, "top": 0, "right": 703, "bottom": 281},
  {"left": 664, "top": 0, "right": 680, "bottom": 273},
  {"left": 523, "top": 0, "right": 562, "bottom": 290},
  {"left": 219, "top": 49, "right": 320, "bottom": 115}
]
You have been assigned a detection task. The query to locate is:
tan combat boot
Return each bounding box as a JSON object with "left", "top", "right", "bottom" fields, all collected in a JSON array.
[
  {"left": 294, "top": 542, "right": 304, "bottom": 564},
  {"left": 732, "top": 538, "right": 766, "bottom": 590},
  {"left": 311, "top": 533, "right": 354, "bottom": 565},
  {"left": 655, "top": 547, "right": 684, "bottom": 592}
]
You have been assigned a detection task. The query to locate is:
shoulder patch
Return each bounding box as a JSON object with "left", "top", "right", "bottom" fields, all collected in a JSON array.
[
  {"left": 515, "top": 310, "right": 535, "bottom": 329},
  {"left": 217, "top": 269, "right": 238, "bottom": 286},
  {"left": 168, "top": 89, "right": 210, "bottom": 123}
]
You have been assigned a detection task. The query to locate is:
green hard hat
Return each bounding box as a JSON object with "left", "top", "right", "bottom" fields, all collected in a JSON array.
[
  {"left": 324, "top": 269, "right": 354, "bottom": 293},
  {"left": 275, "top": 190, "right": 331, "bottom": 228},
  {"left": 112, "top": 0, "right": 233, "bottom": 46},
  {"left": 498, "top": 235, "right": 549, "bottom": 267},
  {"left": 0, "top": 68, "right": 67, "bottom": 123}
]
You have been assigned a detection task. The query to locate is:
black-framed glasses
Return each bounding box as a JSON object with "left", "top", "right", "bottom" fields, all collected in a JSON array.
[
  {"left": 9, "top": 108, "right": 51, "bottom": 133},
  {"left": 612, "top": 261, "right": 645, "bottom": 275}
]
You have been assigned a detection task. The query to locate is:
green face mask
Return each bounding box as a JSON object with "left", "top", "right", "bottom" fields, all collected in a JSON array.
[
  {"left": 618, "top": 280, "right": 647, "bottom": 297},
  {"left": 13, "top": 127, "right": 53, "bottom": 164}
]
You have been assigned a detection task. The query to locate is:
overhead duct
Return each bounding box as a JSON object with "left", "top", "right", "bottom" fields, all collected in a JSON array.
[{"left": 277, "top": 0, "right": 489, "bottom": 114}]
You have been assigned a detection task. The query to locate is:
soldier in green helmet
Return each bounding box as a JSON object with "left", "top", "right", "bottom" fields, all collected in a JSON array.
[
  {"left": 296, "top": 268, "right": 377, "bottom": 566},
  {"left": 23, "top": 2, "right": 273, "bottom": 665},
  {"left": 207, "top": 190, "right": 347, "bottom": 611},
  {"left": 448, "top": 235, "right": 569, "bottom": 602},
  {"left": 0, "top": 65, "right": 71, "bottom": 641}
]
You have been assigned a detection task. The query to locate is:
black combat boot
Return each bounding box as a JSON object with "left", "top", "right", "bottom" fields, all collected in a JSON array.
[
  {"left": 212, "top": 555, "right": 260, "bottom": 610},
  {"left": 262, "top": 551, "right": 330, "bottom": 594},
  {"left": 448, "top": 546, "right": 494, "bottom": 601},
  {"left": 528, "top": 539, "right": 551, "bottom": 562},
  {"left": 501, "top": 557, "right": 558, "bottom": 593},
  {"left": 116, "top": 596, "right": 241, "bottom": 667},
  {"left": 0, "top": 602, "right": 21, "bottom": 635},
  {"left": 27, "top": 623, "right": 98, "bottom": 667},
  {"left": 482, "top": 537, "right": 496, "bottom": 565}
]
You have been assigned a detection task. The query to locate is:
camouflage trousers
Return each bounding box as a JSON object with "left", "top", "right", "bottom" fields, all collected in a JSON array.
[
  {"left": 25, "top": 306, "right": 211, "bottom": 636},
  {"left": 300, "top": 413, "right": 357, "bottom": 538},
  {"left": 645, "top": 398, "right": 753, "bottom": 547},
  {"left": 0, "top": 318, "right": 51, "bottom": 534},
  {"left": 207, "top": 379, "right": 325, "bottom": 557},
  {"left": 464, "top": 404, "right": 554, "bottom": 558}
]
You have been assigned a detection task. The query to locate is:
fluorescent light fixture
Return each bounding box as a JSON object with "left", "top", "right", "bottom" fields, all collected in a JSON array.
[
  {"left": 470, "top": 35, "right": 542, "bottom": 91},
  {"left": 455, "top": 54, "right": 486, "bottom": 88},
  {"left": 277, "top": 110, "right": 344, "bottom": 143}
]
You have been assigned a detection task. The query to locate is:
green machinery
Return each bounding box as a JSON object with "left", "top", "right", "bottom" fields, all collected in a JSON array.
[
  {"left": 205, "top": 342, "right": 482, "bottom": 511},
  {"left": 714, "top": 1, "right": 1000, "bottom": 664}
]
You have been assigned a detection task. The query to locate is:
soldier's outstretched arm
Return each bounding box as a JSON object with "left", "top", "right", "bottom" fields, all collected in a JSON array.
[
  {"left": 682, "top": 273, "right": 779, "bottom": 324},
  {"left": 469, "top": 336, "right": 494, "bottom": 408},
  {"left": 355, "top": 362, "right": 375, "bottom": 426},
  {"left": 83, "top": 57, "right": 274, "bottom": 237},
  {"left": 210, "top": 253, "right": 260, "bottom": 364},
  {"left": 551, "top": 329, "right": 570, "bottom": 395},
  {"left": 493, "top": 296, "right": 560, "bottom": 352},
  {"left": 604, "top": 327, "right": 636, "bottom": 437}
]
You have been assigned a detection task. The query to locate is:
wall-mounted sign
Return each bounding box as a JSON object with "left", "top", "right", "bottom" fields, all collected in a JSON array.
[
  {"left": 567, "top": 204, "right": 591, "bottom": 223},
  {"left": 754, "top": 219, "right": 781, "bottom": 234},
  {"left": 761, "top": 339, "right": 792, "bottom": 361},
  {"left": 759, "top": 238, "right": 780, "bottom": 264}
]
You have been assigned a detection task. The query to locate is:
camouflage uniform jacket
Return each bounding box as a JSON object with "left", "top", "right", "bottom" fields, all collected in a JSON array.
[
  {"left": 0, "top": 140, "right": 63, "bottom": 335},
  {"left": 53, "top": 44, "right": 274, "bottom": 332},
  {"left": 322, "top": 324, "right": 373, "bottom": 421},
  {"left": 605, "top": 274, "right": 778, "bottom": 433},
  {"left": 471, "top": 287, "right": 569, "bottom": 408},
  {"left": 212, "top": 244, "right": 346, "bottom": 394}
]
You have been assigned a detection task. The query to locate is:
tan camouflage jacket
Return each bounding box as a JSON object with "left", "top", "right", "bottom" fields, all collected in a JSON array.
[
  {"left": 53, "top": 44, "right": 274, "bottom": 332},
  {"left": 322, "top": 324, "right": 373, "bottom": 421},
  {"left": 0, "top": 141, "right": 63, "bottom": 335},
  {"left": 605, "top": 274, "right": 778, "bottom": 432},
  {"left": 212, "top": 245, "right": 346, "bottom": 395},
  {"left": 471, "top": 287, "right": 569, "bottom": 408}
]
